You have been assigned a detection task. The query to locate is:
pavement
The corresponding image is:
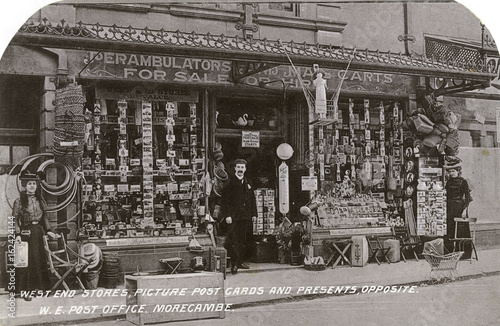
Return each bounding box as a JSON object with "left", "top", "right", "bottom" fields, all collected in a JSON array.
[{"left": 1, "top": 247, "right": 499, "bottom": 326}]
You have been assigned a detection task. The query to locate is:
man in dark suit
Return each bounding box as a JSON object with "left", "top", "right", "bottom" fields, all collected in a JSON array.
[{"left": 221, "top": 159, "right": 257, "bottom": 274}]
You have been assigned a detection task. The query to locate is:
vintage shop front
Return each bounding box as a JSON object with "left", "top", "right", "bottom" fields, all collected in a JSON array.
[{"left": 2, "top": 20, "right": 495, "bottom": 279}]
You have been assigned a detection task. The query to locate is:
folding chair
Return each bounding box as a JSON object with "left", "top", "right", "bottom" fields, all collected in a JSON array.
[
  {"left": 393, "top": 226, "right": 420, "bottom": 262},
  {"left": 43, "top": 234, "right": 90, "bottom": 291},
  {"left": 159, "top": 257, "right": 184, "bottom": 274},
  {"left": 450, "top": 217, "right": 478, "bottom": 264},
  {"left": 367, "top": 236, "right": 391, "bottom": 265}
]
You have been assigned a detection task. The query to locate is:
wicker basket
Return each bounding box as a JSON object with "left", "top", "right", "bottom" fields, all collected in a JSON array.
[{"left": 179, "top": 200, "right": 193, "bottom": 217}]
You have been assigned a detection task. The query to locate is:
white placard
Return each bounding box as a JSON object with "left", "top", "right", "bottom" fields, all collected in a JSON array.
[
  {"left": 242, "top": 131, "right": 260, "bottom": 148},
  {"left": 301, "top": 176, "right": 318, "bottom": 191},
  {"left": 475, "top": 113, "right": 486, "bottom": 124},
  {"left": 278, "top": 162, "right": 289, "bottom": 214}
]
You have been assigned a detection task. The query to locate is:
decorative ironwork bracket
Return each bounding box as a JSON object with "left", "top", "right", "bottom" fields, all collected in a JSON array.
[
  {"left": 235, "top": 4, "right": 259, "bottom": 40},
  {"left": 425, "top": 77, "right": 489, "bottom": 96}
]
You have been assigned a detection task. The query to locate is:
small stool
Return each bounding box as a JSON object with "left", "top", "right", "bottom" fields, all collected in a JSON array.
[
  {"left": 159, "top": 257, "right": 183, "bottom": 274},
  {"left": 323, "top": 240, "right": 352, "bottom": 269}
]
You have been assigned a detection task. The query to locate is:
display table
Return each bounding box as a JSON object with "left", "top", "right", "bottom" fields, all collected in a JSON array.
[{"left": 126, "top": 272, "right": 225, "bottom": 325}]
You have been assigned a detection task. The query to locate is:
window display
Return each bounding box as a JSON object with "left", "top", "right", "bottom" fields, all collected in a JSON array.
[{"left": 81, "top": 89, "right": 206, "bottom": 240}]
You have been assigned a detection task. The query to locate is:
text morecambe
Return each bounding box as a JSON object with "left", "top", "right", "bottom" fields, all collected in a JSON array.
[{"left": 91, "top": 52, "right": 232, "bottom": 71}]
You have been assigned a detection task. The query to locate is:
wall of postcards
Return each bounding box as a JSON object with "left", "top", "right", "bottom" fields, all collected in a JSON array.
[
  {"left": 81, "top": 95, "right": 205, "bottom": 239},
  {"left": 416, "top": 156, "right": 447, "bottom": 236},
  {"left": 309, "top": 98, "right": 403, "bottom": 229},
  {"left": 254, "top": 188, "right": 276, "bottom": 235}
]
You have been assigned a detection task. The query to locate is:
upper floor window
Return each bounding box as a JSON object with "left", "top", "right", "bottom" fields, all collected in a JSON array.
[
  {"left": 0, "top": 75, "right": 41, "bottom": 130},
  {"left": 268, "top": 3, "right": 300, "bottom": 17}
]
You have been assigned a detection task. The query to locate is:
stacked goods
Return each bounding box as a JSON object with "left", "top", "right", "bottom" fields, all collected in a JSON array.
[
  {"left": 253, "top": 188, "right": 275, "bottom": 235},
  {"left": 53, "top": 85, "right": 86, "bottom": 168},
  {"left": 98, "top": 252, "right": 121, "bottom": 289}
]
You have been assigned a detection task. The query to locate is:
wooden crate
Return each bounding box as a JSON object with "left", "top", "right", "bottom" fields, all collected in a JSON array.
[{"left": 126, "top": 272, "right": 225, "bottom": 325}]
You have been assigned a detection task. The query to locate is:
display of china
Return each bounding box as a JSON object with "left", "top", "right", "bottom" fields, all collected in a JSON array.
[
  {"left": 233, "top": 113, "right": 248, "bottom": 126},
  {"left": 268, "top": 115, "right": 278, "bottom": 128},
  {"left": 417, "top": 179, "right": 427, "bottom": 191},
  {"left": 247, "top": 114, "right": 255, "bottom": 127},
  {"left": 432, "top": 181, "right": 443, "bottom": 191}
]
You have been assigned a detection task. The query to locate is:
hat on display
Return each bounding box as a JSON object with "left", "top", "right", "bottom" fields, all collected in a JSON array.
[
  {"left": 234, "top": 158, "right": 247, "bottom": 166},
  {"left": 444, "top": 156, "right": 462, "bottom": 170},
  {"left": 212, "top": 148, "right": 224, "bottom": 161},
  {"left": 82, "top": 243, "right": 102, "bottom": 271},
  {"left": 19, "top": 169, "right": 45, "bottom": 181}
]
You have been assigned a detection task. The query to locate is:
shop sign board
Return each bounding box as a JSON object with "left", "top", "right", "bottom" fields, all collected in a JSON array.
[
  {"left": 72, "top": 50, "right": 412, "bottom": 95},
  {"left": 241, "top": 65, "right": 413, "bottom": 95},
  {"left": 79, "top": 51, "right": 232, "bottom": 85},
  {"left": 241, "top": 131, "right": 260, "bottom": 148}
]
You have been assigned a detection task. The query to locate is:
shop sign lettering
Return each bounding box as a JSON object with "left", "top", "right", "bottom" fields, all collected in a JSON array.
[
  {"left": 77, "top": 51, "right": 411, "bottom": 94},
  {"left": 81, "top": 51, "right": 232, "bottom": 84},
  {"left": 241, "top": 66, "right": 411, "bottom": 95},
  {"left": 241, "top": 131, "right": 260, "bottom": 148}
]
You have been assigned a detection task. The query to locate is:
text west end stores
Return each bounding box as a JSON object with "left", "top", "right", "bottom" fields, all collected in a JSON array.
[{"left": 80, "top": 51, "right": 401, "bottom": 89}]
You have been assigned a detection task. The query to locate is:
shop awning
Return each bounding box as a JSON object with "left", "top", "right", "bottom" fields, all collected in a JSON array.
[{"left": 11, "top": 19, "right": 497, "bottom": 87}]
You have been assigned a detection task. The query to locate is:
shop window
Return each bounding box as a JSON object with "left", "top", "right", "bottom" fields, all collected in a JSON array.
[
  {"left": 215, "top": 97, "right": 282, "bottom": 132},
  {"left": 269, "top": 3, "right": 294, "bottom": 12},
  {"left": 0, "top": 144, "right": 32, "bottom": 174},
  {"left": 0, "top": 75, "right": 41, "bottom": 130}
]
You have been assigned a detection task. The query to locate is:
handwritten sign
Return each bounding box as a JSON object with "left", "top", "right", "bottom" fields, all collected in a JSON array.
[{"left": 242, "top": 131, "right": 260, "bottom": 148}]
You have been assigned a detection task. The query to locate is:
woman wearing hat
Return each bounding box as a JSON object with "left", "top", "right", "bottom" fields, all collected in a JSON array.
[
  {"left": 13, "top": 170, "right": 55, "bottom": 299},
  {"left": 444, "top": 159, "right": 473, "bottom": 258}
]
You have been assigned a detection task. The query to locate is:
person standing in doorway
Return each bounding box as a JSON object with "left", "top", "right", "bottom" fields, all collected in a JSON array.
[
  {"left": 13, "top": 170, "right": 55, "bottom": 300},
  {"left": 445, "top": 160, "right": 473, "bottom": 258},
  {"left": 221, "top": 159, "right": 257, "bottom": 274}
]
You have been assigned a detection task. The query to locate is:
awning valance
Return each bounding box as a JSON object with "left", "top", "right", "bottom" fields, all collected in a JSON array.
[{"left": 11, "top": 19, "right": 496, "bottom": 85}]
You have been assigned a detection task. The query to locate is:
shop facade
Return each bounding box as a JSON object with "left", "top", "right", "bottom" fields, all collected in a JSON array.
[{"left": 0, "top": 3, "right": 497, "bottom": 283}]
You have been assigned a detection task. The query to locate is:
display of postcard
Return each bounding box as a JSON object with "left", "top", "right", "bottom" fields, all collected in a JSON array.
[
  {"left": 190, "top": 135, "right": 197, "bottom": 146},
  {"left": 166, "top": 102, "right": 176, "bottom": 111},
  {"left": 117, "top": 184, "right": 129, "bottom": 193},
  {"left": 142, "top": 102, "right": 152, "bottom": 112},
  {"left": 130, "top": 184, "right": 141, "bottom": 192},
  {"left": 155, "top": 184, "right": 167, "bottom": 193},
  {"left": 189, "top": 103, "right": 197, "bottom": 117},
  {"left": 167, "top": 182, "right": 178, "bottom": 193}
]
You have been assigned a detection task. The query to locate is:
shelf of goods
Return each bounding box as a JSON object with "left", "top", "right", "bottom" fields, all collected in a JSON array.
[
  {"left": 306, "top": 98, "right": 405, "bottom": 257},
  {"left": 81, "top": 97, "right": 206, "bottom": 241}
]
